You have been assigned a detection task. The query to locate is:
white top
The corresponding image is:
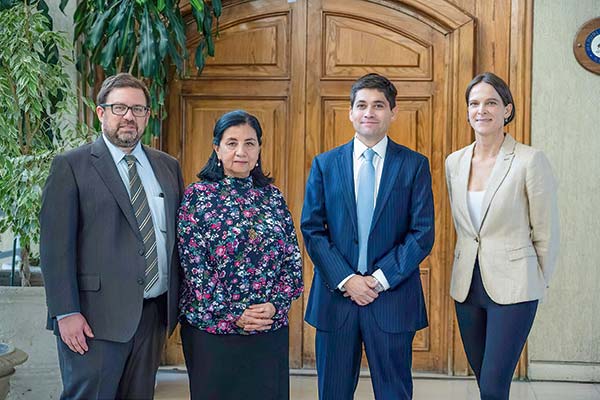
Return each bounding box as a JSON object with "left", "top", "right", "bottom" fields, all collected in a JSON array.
[{"left": 467, "top": 190, "right": 485, "bottom": 231}]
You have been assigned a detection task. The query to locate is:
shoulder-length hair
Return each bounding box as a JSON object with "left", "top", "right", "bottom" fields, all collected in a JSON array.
[{"left": 197, "top": 110, "right": 274, "bottom": 187}]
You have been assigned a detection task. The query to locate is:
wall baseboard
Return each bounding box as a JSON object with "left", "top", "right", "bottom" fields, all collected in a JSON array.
[{"left": 529, "top": 361, "right": 600, "bottom": 382}]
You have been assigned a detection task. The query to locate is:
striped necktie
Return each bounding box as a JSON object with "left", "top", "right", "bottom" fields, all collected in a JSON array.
[
  {"left": 357, "top": 148, "right": 375, "bottom": 274},
  {"left": 124, "top": 155, "right": 159, "bottom": 294}
]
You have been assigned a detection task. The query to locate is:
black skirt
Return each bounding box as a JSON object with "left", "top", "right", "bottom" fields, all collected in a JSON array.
[{"left": 180, "top": 321, "right": 290, "bottom": 400}]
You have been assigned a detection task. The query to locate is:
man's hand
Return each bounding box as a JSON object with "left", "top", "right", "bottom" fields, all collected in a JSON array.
[
  {"left": 235, "top": 302, "right": 276, "bottom": 332},
  {"left": 342, "top": 275, "right": 379, "bottom": 306},
  {"left": 367, "top": 276, "right": 384, "bottom": 293},
  {"left": 58, "top": 313, "right": 94, "bottom": 355}
]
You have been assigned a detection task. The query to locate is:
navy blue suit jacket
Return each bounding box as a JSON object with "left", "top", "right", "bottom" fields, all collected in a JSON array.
[{"left": 301, "top": 138, "right": 434, "bottom": 333}]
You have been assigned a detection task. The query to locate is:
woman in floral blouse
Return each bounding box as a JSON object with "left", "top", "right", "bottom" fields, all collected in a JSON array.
[{"left": 177, "top": 110, "right": 303, "bottom": 400}]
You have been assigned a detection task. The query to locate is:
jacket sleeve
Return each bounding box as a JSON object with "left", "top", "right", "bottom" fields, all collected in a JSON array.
[
  {"left": 445, "top": 156, "right": 453, "bottom": 205},
  {"left": 301, "top": 157, "right": 355, "bottom": 290},
  {"left": 526, "top": 150, "right": 560, "bottom": 286},
  {"left": 40, "top": 155, "right": 81, "bottom": 318},
  {"left": 269, "top": 189, "right": 304, "bottom": 320}
]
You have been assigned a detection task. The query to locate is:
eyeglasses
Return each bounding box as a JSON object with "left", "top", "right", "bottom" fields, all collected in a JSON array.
[{"left": 100, "top": 103, "right": 150, "bottom": 117}]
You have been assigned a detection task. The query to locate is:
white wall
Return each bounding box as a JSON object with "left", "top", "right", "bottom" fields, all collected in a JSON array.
[
  {"left": 49, "top": 0, "right": 78, "bottom": 85},
  {"left": 528, "top": 0, "right": 600, "bottom": 382}
]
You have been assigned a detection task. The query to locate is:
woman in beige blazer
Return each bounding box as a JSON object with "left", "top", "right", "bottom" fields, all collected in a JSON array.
[{"left": 445, "top": 72, "right": 559, "bottom": 400}]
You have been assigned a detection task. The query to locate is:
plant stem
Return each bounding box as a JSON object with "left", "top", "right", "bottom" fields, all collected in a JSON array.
[
  {"left": 128, "top": 51, "right": 137, "bottom": 74},
  {"left": 20, "top": 246, "right": 31, "bottom": 287},
  {"left": 22, "top": 1, "right": 34, "bottom": 154},
  {"left": 4, "top": 67, "right": 23, "bottom": 147}
]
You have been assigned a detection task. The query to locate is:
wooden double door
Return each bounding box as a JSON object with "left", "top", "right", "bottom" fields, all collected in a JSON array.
[{"left": 165, "top": 0, "right": 475, "bottom": 373}]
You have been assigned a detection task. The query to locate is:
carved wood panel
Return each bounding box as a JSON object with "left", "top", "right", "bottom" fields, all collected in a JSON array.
[
  {"left": 303, "top": 0, "right": 474, "bottom": 372},
  {"left": 163, "top": 0, "right": 537, "bottom": 375}
]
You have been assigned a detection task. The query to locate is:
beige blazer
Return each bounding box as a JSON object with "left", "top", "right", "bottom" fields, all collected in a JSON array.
[{"left": 445, "top": 134, "right": 559, "bottom": 304}]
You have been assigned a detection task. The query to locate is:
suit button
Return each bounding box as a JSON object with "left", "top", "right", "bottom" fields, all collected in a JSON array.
[
  {"left": 474, "top": 237, "right": 479, "bottom": 243},
  {"left": 138, "top": 248, "right": 144, "bottom": 255},
  {"left": 353, "top": 239, "right": 358, "bottom": 244},
  {"left": 137, "top": 278, "right": 145, "bottom": 285}
]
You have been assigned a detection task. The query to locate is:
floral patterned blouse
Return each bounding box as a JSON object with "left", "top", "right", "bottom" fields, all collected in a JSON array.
[{"left": 177, "top": 176, "right": 303, "bottom": 335}]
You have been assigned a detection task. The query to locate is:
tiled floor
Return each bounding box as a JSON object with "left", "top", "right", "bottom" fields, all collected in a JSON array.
[{"left": 155, "top": 368, "right": 600, "bottom": 399}]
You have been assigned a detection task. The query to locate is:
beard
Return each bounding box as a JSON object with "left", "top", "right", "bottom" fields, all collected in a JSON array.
[{"left": 103, "top": 122, "right": 143, "bottom": 149}]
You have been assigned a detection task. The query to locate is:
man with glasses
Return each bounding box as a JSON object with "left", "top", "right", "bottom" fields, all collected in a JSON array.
[{"left": 40, "top": 73, "right": 184, "bottom": 399}]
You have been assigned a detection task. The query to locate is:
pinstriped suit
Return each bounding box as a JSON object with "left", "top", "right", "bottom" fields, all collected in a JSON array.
[{"left": 301, "top": 137, "right": 435, "bottom": 399}]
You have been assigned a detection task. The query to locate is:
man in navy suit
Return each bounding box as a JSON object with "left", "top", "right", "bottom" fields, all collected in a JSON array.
[{"left": 301, "top": 73, "right": 435, "bottom": 399}]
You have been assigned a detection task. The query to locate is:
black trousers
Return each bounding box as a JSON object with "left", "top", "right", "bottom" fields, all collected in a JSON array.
[
  {"left": 455, "top": 261, "right": 538, "bottom": 400},
  {"left": 181, "top": 321, "right": 290, "bottom": 400},
  {"left": 57, "top": 294, "right": 167, "bottom": 400}
]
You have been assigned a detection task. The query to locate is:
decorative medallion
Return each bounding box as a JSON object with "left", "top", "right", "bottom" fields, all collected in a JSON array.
[{"left": 574, "top": 18, "right": 600, "bottom": 74}]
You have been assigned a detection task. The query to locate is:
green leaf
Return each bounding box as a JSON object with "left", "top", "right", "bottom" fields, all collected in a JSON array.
[
  {"left": 206, "top": 34, "right": 215, "bottom": 57},
  {"left": 189, "top": 0, "right": 203, "bottom": 15},
  {"left": 138, "top": 4, "right": 156, "bottom": 76},
  {"left": 86, "top": 6, "right": 114, "bottom": 51},
  {"left": 203, "top": 11, "right": 214, "bottom": 56},
  {"left": 195, "top": 40, "right": 205, "bottom": 72},
  {"left": 73, "top": 1, "right": 89, "bottom": 40},
  {"left": 99, "top": 32, "right": 119, "bottom": 70},
  {"left": 165, "top": 5, "right": 186, "bottom": 52},
  {"left": 167, "top": 40, "right": 184, "bottom": 72},
  {"left": 59, "top": 0, "right": 69, "bottom": 13},
  {"left": 203, "top": 8, "right": 213, "bottom": 35},
  {"left": 212, "top": 0, "right": 222, "bottom": 18},
  {"left": 107, "top": 0, "right": 130, "bottom": 36},
  {"left": 0, "top": 0, "right": 18, "bottom": 11},
  {"left": 117, "top": 4, "right": 134, "bottom": 55},
  {"left": 155, "top": 17, "right": 169, "bottom": 59},
  {"left": 157, "top": 0, "right": 165, "bottom": 12}
]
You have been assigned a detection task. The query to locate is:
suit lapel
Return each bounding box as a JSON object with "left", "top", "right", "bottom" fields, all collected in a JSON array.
[
  {"left": 90, "top": 137, "right": 141, "bottom": 240},
  {"left": 480, "top": 135, "right": 516, "bottom": 230},
  {"left": 455, "top": 143, "right": 479, "bottom": 235},
  {"left": 337, "top": 141, "right": 358, "bottom": 235},
  {"left": 371, "top": 140, "right": 405, "bottom": 231}
]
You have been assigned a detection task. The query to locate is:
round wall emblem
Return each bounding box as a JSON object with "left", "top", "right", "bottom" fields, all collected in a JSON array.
[{"left": 574, "top": 18, "right": 600, "bottom": 74}]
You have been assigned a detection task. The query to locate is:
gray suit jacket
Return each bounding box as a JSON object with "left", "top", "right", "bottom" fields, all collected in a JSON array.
[{"left": 40, "top": 137, "right": 184, "bottom": 342}]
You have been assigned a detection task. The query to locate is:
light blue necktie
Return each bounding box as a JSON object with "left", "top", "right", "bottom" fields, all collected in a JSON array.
[{"left": 357, "top": 148, "right": 375, "bottom": 274}]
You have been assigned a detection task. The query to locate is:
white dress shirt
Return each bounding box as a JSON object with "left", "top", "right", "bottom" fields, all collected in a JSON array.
[{"left": 338, "top": 135, "right": 391, "bottom": 291}]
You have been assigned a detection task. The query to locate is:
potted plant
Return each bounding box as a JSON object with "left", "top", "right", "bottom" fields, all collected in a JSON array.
[
  {"left": 0, "top": 343, "right": 27, "bottom": 400},
  {"left": 0, "top": 0, "right": 89, "bottom": 287},
  {"left": 0, "top": 1, "right": 89, "bottom": 397}
]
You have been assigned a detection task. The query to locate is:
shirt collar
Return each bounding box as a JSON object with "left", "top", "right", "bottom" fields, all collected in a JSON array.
[
  {"left": 353, "top": 135, "right": 388, "bottom": 161},
  {"left": 102, "top": 133, "right": 148, "bottom": 168}
]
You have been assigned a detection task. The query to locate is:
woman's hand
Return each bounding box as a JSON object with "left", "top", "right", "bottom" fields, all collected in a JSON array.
[{"left": 235, "top": 302, "right": 276, "bottom": 331}]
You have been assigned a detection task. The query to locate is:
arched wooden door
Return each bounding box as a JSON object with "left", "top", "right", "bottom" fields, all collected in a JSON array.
[{"left": 164, "top": 0, "right": 475, "bottom": 373}]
